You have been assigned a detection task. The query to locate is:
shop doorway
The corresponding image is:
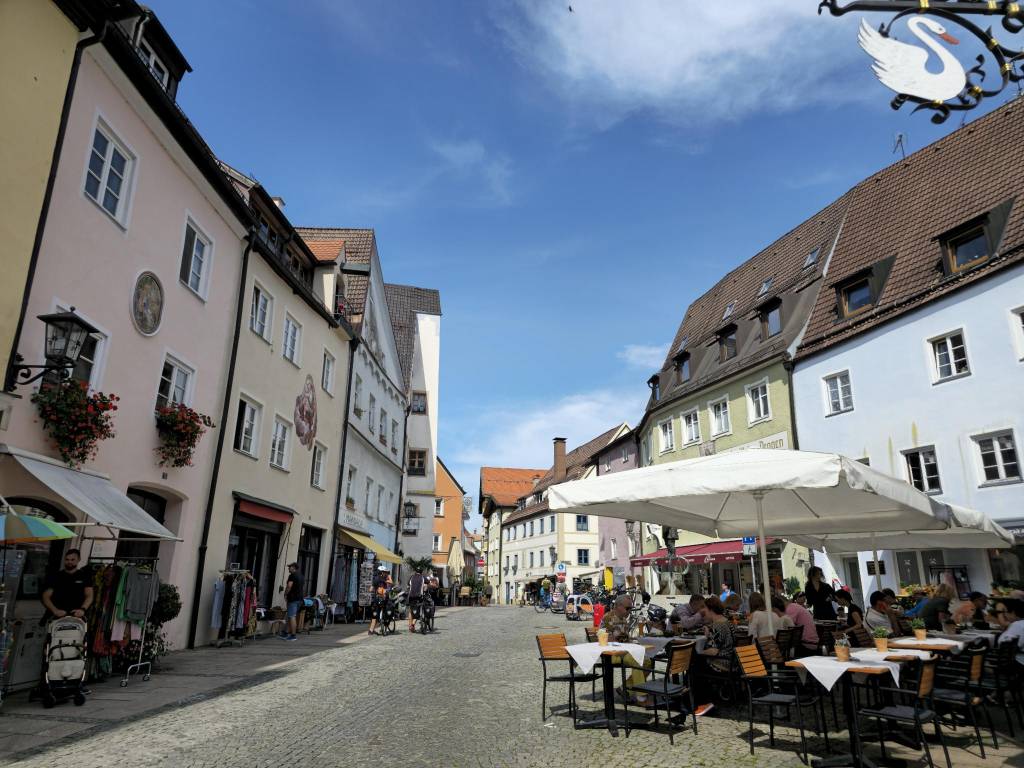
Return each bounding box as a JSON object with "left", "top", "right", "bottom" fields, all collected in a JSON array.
[
  {"left": 227, "top": 513, "right": 281, "bottom": 607},
  {"left": 297, "top": 525, "right": 323, "bottom": 597}
]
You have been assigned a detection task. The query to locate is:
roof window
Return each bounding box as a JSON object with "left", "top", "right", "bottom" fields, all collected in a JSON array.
[
  {"left": 758, "top": 278, "right": 773, "bottom": 297},
  {"left": 803, "top": 247, "right": 820, "bottom": 269},
  {"left": 722, "top": 302, "right": 735, "bottom": 321}
]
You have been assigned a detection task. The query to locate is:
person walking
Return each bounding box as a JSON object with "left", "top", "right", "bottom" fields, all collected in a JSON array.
[
  {"left": 407, "top": 568, "right": 425, "bottom": 632},
  {"left": 804, "top": 566, "right": 837, "bottom": 621},
  {"left": 367, "top": 565, "right": 392, "bottom": 635},
  {"left": 280, "top": 562, "right": 303, "bottom": 641}
]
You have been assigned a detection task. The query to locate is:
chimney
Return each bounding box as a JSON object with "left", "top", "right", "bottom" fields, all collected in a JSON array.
[
  {"left": 271, "top": 196, "right": 286, "bottom": 209},
  {"left": 553, "top": 437, "right": 567, "bottom": 483}
]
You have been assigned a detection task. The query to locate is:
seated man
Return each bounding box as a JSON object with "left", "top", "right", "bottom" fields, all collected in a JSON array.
[
  {"left": 996, "top": 599, "right": 1024, "bottom": 670},
  {"left": 602, "top": 595, "right": 650, "bottom": 704},
  {"left": 863, "top": 590, "right": 897, "bottom": 634},
  {"left": 777, "top": 595, "right": 819, "bottom": 655},
  {"left": 667, "top": 594, "right": 706, "bottom": 634}
]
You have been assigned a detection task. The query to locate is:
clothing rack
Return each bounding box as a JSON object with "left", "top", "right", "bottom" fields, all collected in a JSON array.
[
  {"left": 89, "top": 557, "right": 159, "bottom": 687},
  {"left": 214, "top": 569, "right": 255, "bottom": 648}
]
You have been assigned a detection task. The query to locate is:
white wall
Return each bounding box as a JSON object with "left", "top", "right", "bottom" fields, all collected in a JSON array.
[{"left": 793, "top": 264, "right": 1024, "bottom": 597}]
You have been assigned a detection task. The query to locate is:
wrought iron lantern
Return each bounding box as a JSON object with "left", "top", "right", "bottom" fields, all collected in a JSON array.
[{"left": 6, "top": 308, "right": 98, "bottom": 390}]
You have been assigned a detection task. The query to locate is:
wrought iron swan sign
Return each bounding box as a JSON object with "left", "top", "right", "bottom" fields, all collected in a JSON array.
[{"left": 820, "top": 0, "right": 1024, "bottom": 122}]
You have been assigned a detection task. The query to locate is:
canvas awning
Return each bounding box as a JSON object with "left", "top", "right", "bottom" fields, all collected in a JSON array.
[
  {"left": 337, "top": 526, "right": 402, "bottom": 564},
  {"left": 0, "top": 446, "right": 178, "bottom": 540},
  {"left": 446, "top": 536, "right": 465, "bottom": 575},
  {"left": 630, "top": 537, "right": 778, "bottom": 567}
]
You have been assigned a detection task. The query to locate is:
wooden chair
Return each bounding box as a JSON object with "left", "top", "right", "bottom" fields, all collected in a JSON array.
[
  {"left": 774, "top": 628, "right": 795, "bottom": 660},
  {"left": 933, "top": 640, "right": 997, "bottom": 756},
  {"left": 848, "top": 624, "right": 872, "bottom": 648},
  {"left": 584, "top": 626, "right": 598, "bottom": 643},
  {"left": 756, "top": 637, "right": 786, "bottom": 669},
  {"left": 535, "top": 633, "right": 600, "bottom": 724},
  {"left": 736, "top": 644, "right": 829, "bottom": 763},
  {"left": 627, "top": 641, "right": 698, "bottom": 744},
  {"left": 896, "top": 617, "right": 914, "bottom": 637},
  {"left": 857, "top": 658, "right": 951, "bottom": 768}
]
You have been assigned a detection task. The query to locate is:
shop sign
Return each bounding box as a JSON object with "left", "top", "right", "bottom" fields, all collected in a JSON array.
[
  {"left": 357, "top": 560, "right": 374, "bottom": 607},
  {"left": 866, "top": 560, "right": 887, "bottom": 576},
  {"left": 342, "top": 512, "right": 369, "bottom": 534},
  {"left": 821, "top": 0, "right": 1024, "bottom": 123},
  {"left": 742, "top": 537, "right": 756, "bottom": 556},
  {"left": 726, "top": 432, "right": 789, "bottom": 453}
]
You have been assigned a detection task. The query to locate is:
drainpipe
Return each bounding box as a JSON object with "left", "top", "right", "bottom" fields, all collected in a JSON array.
[
  {"left": 783, "top": 358, "right": 800, "bottom": 450},
  {"left": 187, "top": 231, "right": 254, "bottom": 649},
  {"left": 325, "top": 335, "right": 360, "bottom": 595},
  {"left": 4, "top": 23, "right": 109, "bottom": 392}
]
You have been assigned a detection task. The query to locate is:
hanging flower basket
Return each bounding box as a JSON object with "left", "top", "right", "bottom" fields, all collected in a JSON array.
[
  {"left": 154, "top": 403, "right": 210, "bottom": 468},
  {"left": 31, "top": 380, "right": 118, "bottom": 469}
]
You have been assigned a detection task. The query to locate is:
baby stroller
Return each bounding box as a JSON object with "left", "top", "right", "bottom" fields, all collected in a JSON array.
[{"left": 41, "top": 616, "right": 87, "bottom": 708}]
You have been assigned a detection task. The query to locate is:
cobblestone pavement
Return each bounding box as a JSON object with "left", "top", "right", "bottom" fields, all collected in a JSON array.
[{"left": 3, "top": 607, "right": 1022, "bottom": 767}]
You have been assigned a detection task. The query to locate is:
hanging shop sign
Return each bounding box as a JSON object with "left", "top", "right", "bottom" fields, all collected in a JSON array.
[{"left": 820, "top": 0, "right": 1024, "bottom": 122}]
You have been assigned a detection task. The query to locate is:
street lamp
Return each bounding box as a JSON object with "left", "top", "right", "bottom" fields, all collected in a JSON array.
[{"left": 6, "top": 308, "right": 98, "bottom": 390}]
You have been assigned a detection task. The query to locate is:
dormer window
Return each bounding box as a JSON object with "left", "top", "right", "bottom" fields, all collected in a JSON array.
[
  {"left": 718, "top": 326, "right": 737, "bottom": 363},
  {"left": 760, "top": 299, "right": 782, "bottom": 340},
  {"left": 648, "top": 375, "right": 661, "bottom": 401},
  {"left": 722, "top": 302, "right": 735, "bottom": 321},
  {"left": 945, "top": 226, "right": 989, "bottom": 274},
  {"left": 138, "top": 40, "right": 169, "bottom": 88},
  {"left": 758, "top": 278, "right": 773, "bottom": 297},
  {"left": 839, "top": 277, "right": 873, "bottom": 318},
  {"left": 675, "top": 352, "right": 691, "bottom": 382},
  {"left": 803, "top": 247, "right": 820, "bottom": 269}
]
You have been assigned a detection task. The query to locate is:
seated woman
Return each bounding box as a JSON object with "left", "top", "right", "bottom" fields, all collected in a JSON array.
[
  {"left": 748, "top": 591, "right": 792, "bottom": 638},
  {"left": 690, "top": 595, "right": 735, "bottom": 716},
  {"left": 834, "top": 588, "right": 864, "bottom": 628}
]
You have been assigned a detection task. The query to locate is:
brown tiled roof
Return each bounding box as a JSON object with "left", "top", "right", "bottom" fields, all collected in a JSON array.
[
  {"left": 645, "top": 192, "right": 852, "bottom": 420},
  {"left": 504, "top": 424, "right": 628, "bottom": 524},
  {"left": 797, "top": 100, "right": 1024, "bottom": 359},
  {"left": 296, "top": 227, "right": 376, "bottom": 328},
  {"left": 384, "top": 283, "right": 442, "bottom": 386},
  {"left": 305, "top": 239, "right": 344, "bottom": 263},
  {"left": 479, "top": 467, "right": 546, "bottom": 507}
]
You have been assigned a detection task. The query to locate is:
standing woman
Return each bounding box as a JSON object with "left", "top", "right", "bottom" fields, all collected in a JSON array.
[{"left": 804, "top": 566, "right": 837, "bottom": 621}]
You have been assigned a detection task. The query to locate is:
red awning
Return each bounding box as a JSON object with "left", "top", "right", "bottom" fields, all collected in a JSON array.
[
  {"left": 629, "top": 538, "right": 777, "bottom": 567},
  {"left": 237, "top": 498, "right": 293, "bottom": 525}
]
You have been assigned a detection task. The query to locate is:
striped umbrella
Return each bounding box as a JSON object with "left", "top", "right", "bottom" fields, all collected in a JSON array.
[{"left": 0, "top": 511, "right": 75, "bottom": 543}]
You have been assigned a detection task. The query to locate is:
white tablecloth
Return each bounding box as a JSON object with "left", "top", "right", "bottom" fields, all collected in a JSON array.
[
  {"left": 565, "top": 641, "right": 647, "bottom": 674},
  {"left": 890, "top": 637, "right": 964, "bottom": 652},
  {"left": 851, "top": 648, "right": 932, "bottom": 662},
  {"left": 795, "top": 655, "right": 902, "bottom": 691},
  {"left": 639, "top": 636, "right": 707, "bottom": 655}
]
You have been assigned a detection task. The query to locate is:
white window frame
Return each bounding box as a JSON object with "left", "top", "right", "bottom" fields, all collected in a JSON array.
[
  {"left": 682, "top": 407, "right": 701, "bottom": 445},
  {"left": 319, "top": 350, "right": 336, "bottom": 395},
  {"left": 549, "top": 514, "right": 556, "bottom": 533},
  {"left": 51, "top": 300, "right": 109, "bottom": 391},
  {"left": 1010, "top": 305, "right": 1024, "bottom": 362},
  {"left": 353, "top": 375, "right": 363, "bottom": 414},
  {"left": 658, "top": 417, "right": 675, "bottom": 453},
  {"left": 971, "top": 429, "right": 1022, "bottom": 487},
  {"left": 433, "top": 534, "right": 442, "bottom": 552},
  {"left": 179, "top": 214, "right": 214, "bottom": 299},
  {"left": 270, "top": 416, "right": 292, "bottom": 471},
  {"left": 155, "top": 352, "right": 194, "bottom": 410},
  {"left": 391, "top": 419, "right": 399, "bottom": 452},
  {"left": 137, "top": 39, "right": 170, "bottom": 87},
  {"left": 435, "top": 498, "right": 444, "bottom": 517},
  {"left": 364, "top": 477, "right": 373, "bottom": 514},
  {"left": 610, "top": 539, "right": 618, "bottom": 561},
  {"left": 823, "top": 370, "right": 854, "bottom": 416},
  {"left": 577, "top": 548, "right": 589, "bottom": 566},
  {"left": 82, "top": 116, "right": 136, "bottom": 227},
  {"left": 249, "top": 281, "right": 273, "bottom": 342},
  {"left": 376, "top": 484, "right": 385, "bottom": 521},
  {"left": 379, "top": 408, "right": 387, "bottom": 442},
  {"left": 902, "top": 446, "right": 942, "bottom": 495},
  {"left": 745, "top": 378, "right": 772, "bottom": 426},
  {"left": 368, "top": 395, "right": 376, "bottom": 433},
  {"left": 311, "top": 442, "right": 327, "bottom": 489},
  {"left": 233, "top": 394, "right": 262, "bottom": 458},
  {"left": 282, "top": 314, "right": 302, "bottom": 365},
  {"left": 928, "top": 329, "right": 971, "bottom": 383},
  {"left": 708, "top": 396, "right": 732, "bottom": 437}
]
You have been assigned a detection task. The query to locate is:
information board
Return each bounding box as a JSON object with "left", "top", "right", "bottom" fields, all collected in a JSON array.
[
  {"left": 357, "top": 560, "right": 374, "bottom": 607},
  {"left": 1, "top": 549, "right": 27, "bottom": 614}
]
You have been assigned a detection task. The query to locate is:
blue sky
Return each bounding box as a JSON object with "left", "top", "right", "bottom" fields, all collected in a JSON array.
[{"left": 150, "top": 1, "right": 1011, "bottom": 527}]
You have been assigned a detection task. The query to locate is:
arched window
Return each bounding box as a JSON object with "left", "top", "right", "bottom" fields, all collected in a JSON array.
[{"left": 115, "top": 489, "right": 167, "bottom": 562}]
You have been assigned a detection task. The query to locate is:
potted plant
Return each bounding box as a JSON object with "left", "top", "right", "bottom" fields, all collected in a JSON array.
[
  {"left": 345, "top": 496, "right": 356, "bottom": 511},
  {"left": 873, "top": 626, "right": 891, "bottom": 652},
  {"left": 31, "top": 380, "right": 118, "bottom": 468},
  {"left": 910, "top": 618, "right": 927, "bottom": 641},
  {"left": 833, "top": 633, "right": 851, "bottom": 661},
  {"left": 154, "top": 403, "right": 210, "bottom": 468}
]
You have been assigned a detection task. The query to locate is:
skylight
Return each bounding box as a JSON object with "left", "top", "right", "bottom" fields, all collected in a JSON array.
[
  {"left": 803, "top": 247, "right": 821, "bottom": 269},
  {"left": 677, "top": 336, "right": 688, "bottom": 353},
  {"left": 722, "top": 302, "right": 735, "bottom": 320},
  {"left": 758, "top": 278, "right": 773, "bottom": 297}
]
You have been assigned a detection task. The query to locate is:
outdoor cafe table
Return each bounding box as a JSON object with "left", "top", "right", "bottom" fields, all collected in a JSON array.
[
  {"left": 787, "top": 650, "right": 931, "bottom": 768},
  {"left": 888, "top": 636, "right": 965, "bottom": 654},
  {"left": 566, "top": 641, "right": 648, "bottom": 737}
]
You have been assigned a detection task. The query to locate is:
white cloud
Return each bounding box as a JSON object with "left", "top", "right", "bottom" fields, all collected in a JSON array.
[
  {"left": 444, "top": 387, "right": 647, "bottom": 527},
  {"left": 429, "top": 139, "right": 513, "bottom": 205},
  {"left": 617, "top": 343, "right": 669, "bottom": 370},
  {"left": 496, "top": 1, "right": 868, "bottom": 125}
]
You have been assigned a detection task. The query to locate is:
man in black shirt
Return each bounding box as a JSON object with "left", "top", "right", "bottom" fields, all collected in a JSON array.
[
  {"left": 407, "top": 569, "right": 425, "bottom": 632},
  {"left": 41, "top": 549, "right": 93, "bottom": 620},
  {"left": 280, "top": 562, "right": 303, "bottom": 641}
]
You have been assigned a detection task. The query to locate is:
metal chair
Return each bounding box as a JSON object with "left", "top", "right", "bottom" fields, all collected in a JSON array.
[
  {"left": 848, "top": 624, "right": 872, "bottom": 648},
  {"left": 856, "top": 657, "right": 952, "bottom": 768},
  {"left": 736, "top": 644, "right": 830, "bottom": 764},
  {"left": 774, "top": 627, "right": 795, "bottom": 659},
  {"left": 756, "top": 636, "right": 787, "bottom": 670},
  {"left": 789, "top": 623, "right": 806, "bottom": 658},
  {"left": 628, "top": 641, "right": 698, "bottom": 744},
  {"left": 979, "top": 640, "right": 1024, "bottom": 737},
  {"left": 535, "top": 633, "right": 600, "bottom": 724},
  {"left": 933, "top": 639, "right": 997, "bottom": 756}
]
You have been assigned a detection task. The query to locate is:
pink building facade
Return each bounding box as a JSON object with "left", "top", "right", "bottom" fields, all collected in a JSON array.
[{"left": 594, "top": 429, "right": 638, "bottom": 583}]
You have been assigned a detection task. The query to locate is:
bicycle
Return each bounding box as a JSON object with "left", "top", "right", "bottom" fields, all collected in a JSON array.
[
  {"left": 416, "top": 593, "right": 436, "bottom": 634},
  {"left": 534, "top": 591, "right": 555, "bottom": 613}
]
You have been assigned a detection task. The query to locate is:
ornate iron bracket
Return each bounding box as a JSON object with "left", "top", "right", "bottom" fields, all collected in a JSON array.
[
  {"left": 820, "top": 0, "right": 1024, "bottom": 121},
  {"left": 7, "top": 354, "right": 73, "bottom": 389}
]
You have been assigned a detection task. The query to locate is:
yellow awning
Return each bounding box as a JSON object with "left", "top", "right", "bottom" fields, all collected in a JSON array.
[{"left": 337, "top": 526, "right": 402, "bottom": 564}]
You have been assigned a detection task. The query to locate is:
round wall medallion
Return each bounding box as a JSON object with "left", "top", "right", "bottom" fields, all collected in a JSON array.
[{"left": 132, "top": 271, "right": 164, "bottom": 335}]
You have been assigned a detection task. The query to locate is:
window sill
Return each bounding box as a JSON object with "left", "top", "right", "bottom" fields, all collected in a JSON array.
[
  {"left": 270, "top": 462, "right": 290, "bottom": 474},
  {"left": 978, "top": 477, "right": 1023, "bottom": 489},
  {"left": 932, "top": 371, "right": 971, "bottom": 386},
  {"left": 233, "top": 448, "right": 259, "bottom": 461},
  {"left": 747, "top": 415, "right": 772, "bottom": 428},
  {"left": 681, "top": 439, "right": 701, "bottom": 448},
  {"left": 659, "top": 448, "right": 675, "bottom": 455},
  {"left": 311, "top": 483, "right": 326, "bottom": 492},
  {"left": 180, "top": 280, "right": 208, "bottom": 304},
  {"left": 283, "top": 356, "right": 302, "bottom": 370},
  {"left": 825, "top": 407, "right": 854, "bottom": 419},
  {"left": 250, "top": 328, "right": 273, "bottom": 346},
  {"left": 84, "top": 191, "right": 128, "bottom": 231},
  {"left": 710, "top": 430, "right": 732, "bottom": 439},
  {"left": 321, "top": 388, "right": 334, "bottom": 398}
]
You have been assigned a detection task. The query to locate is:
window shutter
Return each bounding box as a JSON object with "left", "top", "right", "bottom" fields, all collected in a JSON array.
[
  {"left": 180, "top": 225, "right": 196, "bottom": 284},
  {"left": 233, "top": 400, "right": 246, "bottom": 450}
]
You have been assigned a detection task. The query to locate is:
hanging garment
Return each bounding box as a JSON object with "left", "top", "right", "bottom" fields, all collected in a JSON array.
[
  {"left": 121, "top": 567, "right": 160, "bottom": 624},
  {"left": 210, "top": 579, "right": 226, "bottom": 630},
  {"left": 110, "top": 618, "right": 142, "bottom": 643}
]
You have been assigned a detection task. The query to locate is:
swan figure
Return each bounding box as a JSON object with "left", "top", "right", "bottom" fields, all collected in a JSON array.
[{"left": 858, "top": 16, "right": 966, "bottom": 102}]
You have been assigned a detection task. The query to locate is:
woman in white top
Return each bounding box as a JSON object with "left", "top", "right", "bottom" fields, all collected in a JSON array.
[{"left": 747, "top": 592, "right": 793, "bottom": 638}]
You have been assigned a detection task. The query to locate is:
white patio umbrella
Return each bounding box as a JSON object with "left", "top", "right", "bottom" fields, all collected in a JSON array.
[{"left": 547, "top": 448, "right": 952, "bottom": 596}]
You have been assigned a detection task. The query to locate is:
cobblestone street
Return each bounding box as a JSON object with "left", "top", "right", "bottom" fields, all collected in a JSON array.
[{"left": 1, "top": 606, "right": 1021, "bottom": 767}]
